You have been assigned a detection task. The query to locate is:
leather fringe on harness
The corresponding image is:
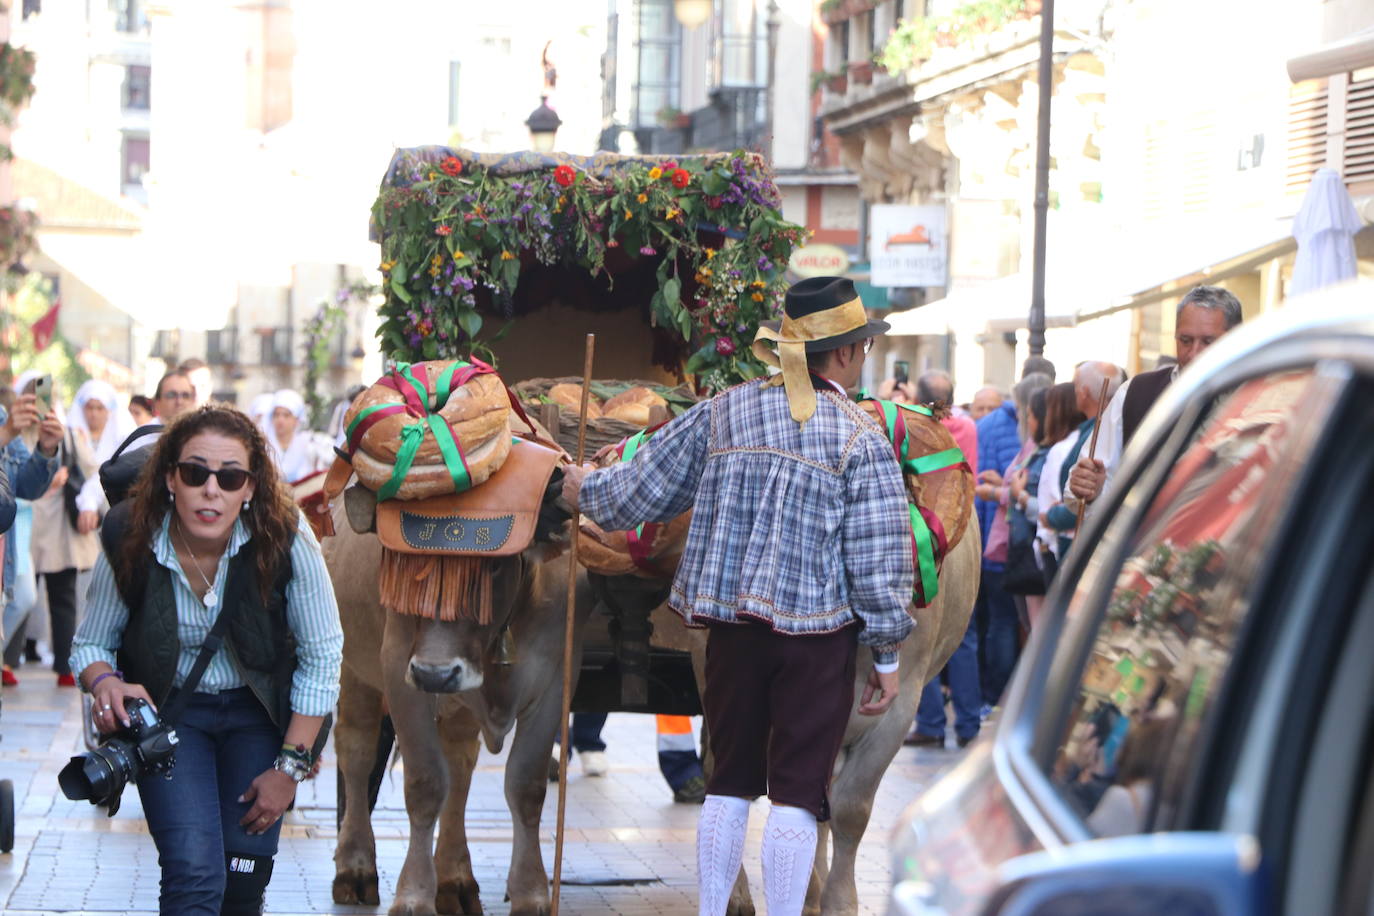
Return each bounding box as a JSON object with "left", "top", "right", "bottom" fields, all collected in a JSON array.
[{"left": 378, "top": 552, "right": 495, "bottom": 624}]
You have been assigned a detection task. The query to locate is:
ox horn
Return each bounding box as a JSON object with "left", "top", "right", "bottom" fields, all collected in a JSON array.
[{"left": 494, "top": 626, "right": 517, "bottom": 666}]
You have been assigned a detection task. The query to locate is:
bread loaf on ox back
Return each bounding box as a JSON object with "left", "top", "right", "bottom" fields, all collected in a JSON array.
[{"left": 344, "top": 362, "right": 513, "bottom": 500}]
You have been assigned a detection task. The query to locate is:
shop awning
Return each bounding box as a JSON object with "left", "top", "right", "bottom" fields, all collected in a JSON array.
[
  {"left": 38, "top": 231, "right": 236, "bottom": 331},
  {"left": 888, "top": 215, "right": 1297, "bottom": 334},
  {"left": 885, "top": 272, "right": 1084, "bottom": 337}
]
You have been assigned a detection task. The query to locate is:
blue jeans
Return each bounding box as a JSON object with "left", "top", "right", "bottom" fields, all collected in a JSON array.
[
  {"left": 571, "top": 712, "right": 607, "bottom": 753},
  {"left": 916, "top": 619, "right": 981, "bottom": 742},
  {"left": 978, "top": 567, "right": 1021, "bottom": 707},
  {"left": 136, "top": 687, "right": 283, "bottom": 915}
]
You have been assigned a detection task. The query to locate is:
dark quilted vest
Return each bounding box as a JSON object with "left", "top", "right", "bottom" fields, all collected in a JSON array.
[
  {"left": 1122, "top": 366, "right": 1175, "bottom": 446},
  {"left": 116, "top": 535, "right": 296, "bottom": 733}
]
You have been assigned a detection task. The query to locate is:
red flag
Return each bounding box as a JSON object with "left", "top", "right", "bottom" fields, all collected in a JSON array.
[{"left": 31, "top": 300, "right": 59, "bottom": 350}]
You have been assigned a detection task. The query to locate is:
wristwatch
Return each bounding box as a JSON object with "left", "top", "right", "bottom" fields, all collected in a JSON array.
[{"left": 273, "top": 754, "right": 309, "bottom": 783}]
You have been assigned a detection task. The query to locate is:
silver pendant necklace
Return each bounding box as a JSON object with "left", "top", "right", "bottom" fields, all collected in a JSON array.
[{"left": 175, "top": 520, "right": 220, "bottom": 609}]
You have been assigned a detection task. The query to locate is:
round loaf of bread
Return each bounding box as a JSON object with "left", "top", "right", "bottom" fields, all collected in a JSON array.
[
  {"left": 344, "top": 361, "right": 513, "bottom": 500},
  {"left": 549, "top": 383, "right": 602, "bottom": 419},
  {"left": 857, "top": 400, "right": 973, "bottom": 553},
  {"left": 601, "top": 386, "right": 668, "bottom": 427}
]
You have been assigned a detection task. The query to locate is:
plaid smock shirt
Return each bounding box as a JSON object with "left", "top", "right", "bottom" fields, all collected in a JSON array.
[{"left": 579, "top": 378, "right": 914, "bottom": 666}]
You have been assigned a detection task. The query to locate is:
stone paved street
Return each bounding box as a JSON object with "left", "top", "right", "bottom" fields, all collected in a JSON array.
[{"left": 0, "top": 661, "right": 965, "bottom": 915}]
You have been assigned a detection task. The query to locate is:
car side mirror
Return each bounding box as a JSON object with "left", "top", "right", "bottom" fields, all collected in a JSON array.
[{"left": 990, "top": 833, "right": 1267, "bottom": 916}]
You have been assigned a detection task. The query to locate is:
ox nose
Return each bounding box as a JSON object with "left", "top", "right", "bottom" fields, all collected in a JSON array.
[{"left": 407, "top": 660, "right": 467, "bottom": 694}]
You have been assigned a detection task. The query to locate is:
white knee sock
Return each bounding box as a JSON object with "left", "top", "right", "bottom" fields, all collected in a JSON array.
[
  {"left": 697, "top": 794, "right": 751, "bottom": 916},
  {"left": 761, "top": 803, "right": 818, "bottom": 916}
]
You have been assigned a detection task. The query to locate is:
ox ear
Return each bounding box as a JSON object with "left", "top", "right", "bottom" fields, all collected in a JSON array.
[
  {"left": 344, "top": 484, "right": 378, "bottom": 534},
  {"left": 536, "top": 467, "right": 574, "bottom": 544}
]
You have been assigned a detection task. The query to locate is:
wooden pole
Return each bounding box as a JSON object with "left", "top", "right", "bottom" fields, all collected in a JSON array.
[
  {"left": 1072, "top": 377, "right": 1111, "bottom": 543},
  {"left": 550, "top": 333, "right": 594, "bottom": 916}
]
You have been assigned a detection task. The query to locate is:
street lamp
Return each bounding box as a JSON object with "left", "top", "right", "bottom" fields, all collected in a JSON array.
[
  {"left": 525, "top": 96, "right": 562, "bottom": 153},
  {"left": 672, "top": 0, "right": 711, "bottom": 29}
]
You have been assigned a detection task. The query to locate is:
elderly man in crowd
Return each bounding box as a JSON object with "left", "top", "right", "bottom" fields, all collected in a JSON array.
[
  {"left": 1040, "top": 361, "right": 1125, "bottom": 558},
  {"left": 1069, "top": 286, "right": 1243, "bottom": 510}
]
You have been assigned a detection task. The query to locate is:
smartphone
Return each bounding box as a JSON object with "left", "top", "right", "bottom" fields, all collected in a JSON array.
[
  {"left": 893, "top": 360, "right": 910, "bottom": 382},
  {"left": 32, "top": 374, "right": 53, "bottom": 417}
]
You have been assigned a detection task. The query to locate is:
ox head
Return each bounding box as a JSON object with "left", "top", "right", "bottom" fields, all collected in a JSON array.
[{"left": 403, "top": 552, "right": 539, "bottom": 694}]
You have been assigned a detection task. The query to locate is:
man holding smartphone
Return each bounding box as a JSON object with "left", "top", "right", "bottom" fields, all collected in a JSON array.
[
  {"left": 0, "top": 385, "right": 64, "bottom": 667},
  {"left": 562, "top": 277, "right": 914, "bottom": 916}
]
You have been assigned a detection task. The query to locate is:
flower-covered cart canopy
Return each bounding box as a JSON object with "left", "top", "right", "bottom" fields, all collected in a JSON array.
[{"left": 370, "top": 147, "right": 808, "bottom": 392}]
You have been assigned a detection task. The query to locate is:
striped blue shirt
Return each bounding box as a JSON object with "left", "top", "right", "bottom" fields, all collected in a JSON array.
[
  {"left": 71, "top": 510, "right": 343, "bottom": 717},
  {"left": 580, "top": 378, "right": 915, "bottom": 665}
]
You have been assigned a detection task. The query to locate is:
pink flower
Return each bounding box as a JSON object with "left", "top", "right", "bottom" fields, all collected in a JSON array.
[
  {"left": 715, "top": 337, "right": 736, "bottom": 356},
  {"left": 640, "top": 245, "right": 656, "bottom": 256}
]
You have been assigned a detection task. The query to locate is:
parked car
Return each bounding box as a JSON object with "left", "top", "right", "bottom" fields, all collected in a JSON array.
[{"left": 888, "top": 280, "right": 1374, "bottom": 916}]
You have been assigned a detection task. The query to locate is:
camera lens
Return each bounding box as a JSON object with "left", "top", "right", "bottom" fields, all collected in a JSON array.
[{"left": 58, "top": 741, "right": 138, "bottom": 816}]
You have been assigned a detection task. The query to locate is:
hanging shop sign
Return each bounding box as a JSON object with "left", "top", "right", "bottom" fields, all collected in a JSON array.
[
  {"left": 870, "top": 204, "right": 947, "bottom": 288},
  {"left": 788, "top": 242, "right": 851, "bottom": 278}
]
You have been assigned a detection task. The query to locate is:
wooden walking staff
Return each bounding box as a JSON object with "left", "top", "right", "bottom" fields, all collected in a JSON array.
[
  {"left": 551, "top": 333, "right": 594, "bottom": 916},
  {"left": 1072, "top": 378, "right": 1112, "bottom": 542}
]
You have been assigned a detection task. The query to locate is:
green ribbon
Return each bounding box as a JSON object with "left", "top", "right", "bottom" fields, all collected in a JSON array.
[
  {"left": 866, "top": 397, "right": 967, "bottom": 606},
  {"left": 909, "top": 503, "right": 939, "bottom": 602},
  {"left": 427, "top": 414, "right": 471, "bottom": 494},
  {"left": 619, "top": 430, "right": 650, "bottom": 540},
  {"left": 377, "top": 424, "right": 426, "bottom": 501}
]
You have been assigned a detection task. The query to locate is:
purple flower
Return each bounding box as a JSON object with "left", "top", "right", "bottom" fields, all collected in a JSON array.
[{"left": 640, "top": 245, "right": 657, "bottom": 256}]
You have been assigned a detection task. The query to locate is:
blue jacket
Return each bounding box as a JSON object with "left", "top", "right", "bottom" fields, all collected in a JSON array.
[
  {"left": 975, "top": 401, "right": 1021, "bottom": 565},
  {"left": 1, "top": 434, "right": 59, "bottom": 599}
]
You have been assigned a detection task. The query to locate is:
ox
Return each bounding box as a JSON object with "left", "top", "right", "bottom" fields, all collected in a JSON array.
[{"left": 324, "top": 503, "right": 591, "bottom": 916}]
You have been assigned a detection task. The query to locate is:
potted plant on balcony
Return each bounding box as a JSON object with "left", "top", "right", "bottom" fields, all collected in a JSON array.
[
  {"left": 847, "top": 58, "right": 874, "bottom": 85},
  {"left": 656, "top": 105, "right": 692, "bottom": 129},
  {"left": 824, "top": 69, "right": 848, "bottom": 94}
]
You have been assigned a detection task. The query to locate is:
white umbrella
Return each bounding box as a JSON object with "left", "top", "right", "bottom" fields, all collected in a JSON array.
[{"left": 1290, "top": 167, "right": 1364, "bottom": 295}]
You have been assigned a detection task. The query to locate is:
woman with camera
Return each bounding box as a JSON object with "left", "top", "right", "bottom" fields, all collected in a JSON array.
[{"left": 70, "top": 405, "right": 343, "bottom": 915}]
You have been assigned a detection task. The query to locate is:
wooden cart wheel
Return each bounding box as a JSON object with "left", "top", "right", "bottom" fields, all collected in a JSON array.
[{"left": 0, "top": 778, "right": 14, "bottom": 853}]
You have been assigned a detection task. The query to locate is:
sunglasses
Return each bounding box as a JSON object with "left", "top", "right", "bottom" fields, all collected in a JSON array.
[{"left": 175, "top": 461, "right": 254, "bottom": 492}]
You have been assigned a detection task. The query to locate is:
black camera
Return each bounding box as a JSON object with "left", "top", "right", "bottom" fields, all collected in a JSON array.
[{"left": 59, "top": 698, "right": 178, "bottom": 816}]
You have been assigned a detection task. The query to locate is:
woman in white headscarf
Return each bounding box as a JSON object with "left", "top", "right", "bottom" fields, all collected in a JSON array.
[
  {"left": 268, "top": 389, "right": 323, "bottom": 483},
  {"left": 30, "top": 379, "right": 128, "bottom": 685}
]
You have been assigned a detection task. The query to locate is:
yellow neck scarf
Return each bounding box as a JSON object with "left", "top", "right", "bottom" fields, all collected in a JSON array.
[{"left": 751, "top": 297, "right": 868, "bottom": 426}]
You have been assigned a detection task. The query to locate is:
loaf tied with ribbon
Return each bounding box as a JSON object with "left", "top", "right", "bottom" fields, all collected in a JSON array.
[
  {"left": 343, "top": 359, "right": 512, "bottom": 502},
  {"left": 858, "top": 398, "right": 974, "bottom": 607},
  {"left": 577, "top": 424, "right": 692, "bottom": 580}
]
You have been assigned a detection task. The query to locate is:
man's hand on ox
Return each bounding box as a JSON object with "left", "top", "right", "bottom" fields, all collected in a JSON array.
[
  {"left": 858, "top": 668, "right": 899, "bottom": 716},
  {"left": 559, "top": 463, "right": 592, "bottom": 513},
  {"left": 1068, "top": 456, "right": 1106, "bottom": 503}
]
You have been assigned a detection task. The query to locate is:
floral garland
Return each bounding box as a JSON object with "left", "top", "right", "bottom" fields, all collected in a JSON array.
[{"left": 371, "top": 150, "right": 808, "bottom": 393}]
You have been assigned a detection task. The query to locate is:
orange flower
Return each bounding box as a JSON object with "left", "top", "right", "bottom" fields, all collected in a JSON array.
[
  {"left": 648, "top": 167, "right": 663, "bottom": 180},
  {"left": 636, "top": 193, "right": 648, "bottom": 204},
  {"left": 439, "top": 156, "right": 463, "bottom": 176}
]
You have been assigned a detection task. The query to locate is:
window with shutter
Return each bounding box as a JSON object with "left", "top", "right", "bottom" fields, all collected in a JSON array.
[
  {"left": 1345, "top": 74, "right": 1374, "bottom": 193},
  {"left": 1285, "top": 78, "right": 1328, "bottom": 194}
]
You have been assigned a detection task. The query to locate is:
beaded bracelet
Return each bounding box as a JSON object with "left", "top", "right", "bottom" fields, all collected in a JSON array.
[
  {"left": 89, "top": 670, "right": 124, "bottom": 692},
  {"left": 280, "top": 743, "right": 313, "bottom": 766}
]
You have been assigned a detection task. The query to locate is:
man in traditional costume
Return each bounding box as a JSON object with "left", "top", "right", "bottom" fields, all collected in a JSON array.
[{"left": 562, "top": 276, "right": 914, "bottom": 916}]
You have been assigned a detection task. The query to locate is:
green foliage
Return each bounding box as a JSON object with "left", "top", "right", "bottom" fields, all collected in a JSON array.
[
  {"left": 0, "top": 41, "right": 35, "bottom": 161},
  {"left": 371, "top": 151, "right": 809, "bottom": 393},
  {"left": 4, "top": 274, "right": 90, "bottom": 400},
  {"left": 301, "top": 279, "right": 377, "bottom": 429},
  {"left": 878, "top": 0, "right": 1031, "bottom": 73}
]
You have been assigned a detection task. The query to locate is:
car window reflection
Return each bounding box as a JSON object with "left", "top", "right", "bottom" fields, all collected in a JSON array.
[{"left": 1049, "top": 369, "right": 1334, "bottom": 837}]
